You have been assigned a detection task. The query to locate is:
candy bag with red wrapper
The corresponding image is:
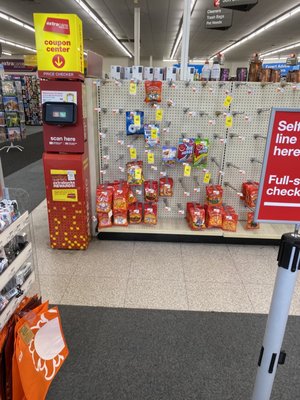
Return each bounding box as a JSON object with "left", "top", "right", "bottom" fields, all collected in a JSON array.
[
  {"left": 177, "top": 138, "right": 195, "bottom": 163},
  {"left": 127, "top": 187, "right": 137, "bottom": 205},
  {"left": 98, "top": 211, "right": 113, "bottom": 229},
  {"left": 245, "top": 211, "right": 260, "bottom": 230},
  {"left": 144, "top": 203, "right": 158, "bottom": 225},
  {"left": 113, "top": 209, "right": 128, "bottom": 226},
  {"left": 242, "top": 181, "right": 259, "bottom": 208},
  {"left": 222, "top": 205, "right": 238, "bottom": 232},
  {"left": 205, "top": 205, "right": 223, "bottom": 228},
  {"left": 128, "top": 202, "right": 143, "bottom": 224},
  {"left": 96, "top": 185, "right": 113, "bottom": 213},
  {"left": 159, "top": 177, "right": 174, "bottom": 197},
  {"left": 113, "top": 182, "right": 128, "bottom": 211},
  {"left": 144, "top": 180, "right": 158, "bottom": 202},
  {"left": 144, "top": 80, "right": 162, "bottom": 103},
  {"left": 206, "top": 184, "right": 223, "bottom": 206},
  {"left": 186, "top": 202, "right": 206, "bottom": 230}
]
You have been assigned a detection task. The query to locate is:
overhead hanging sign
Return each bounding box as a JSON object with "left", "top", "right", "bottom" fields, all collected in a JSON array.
[
  {"left": 24, "top": 54, "right": 37, "bottom": 67},
  {"left": 33, "top": 13, "right": 84, "bottom": 80},
  {"left": 219, "top": 0, "right": 258, "bottom": 11},
  {"left": 205, "top": 8, "right": 233, "bottom": 30},
  {"left": 0, "top": 59, "right": 37, "bottom": 72},
  {"left": 255, "top": 108, "right": 300, "bottom": 224}
]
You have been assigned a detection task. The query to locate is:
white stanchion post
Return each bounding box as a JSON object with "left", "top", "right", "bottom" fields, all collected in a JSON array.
[{"left": 252, "top": 226, "right": 300, "bottom": 400}]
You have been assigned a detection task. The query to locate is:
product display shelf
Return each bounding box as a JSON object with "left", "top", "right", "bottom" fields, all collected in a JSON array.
[
  {"left": 96, "top": 80, "right": 300, "bottom": 243},
  {"left": 98, "top": 218, "right": 291, "bottom": 242},
  {"left": 0, "top": 188, "right": 38, "bottom": 333},
  {"left": 0, "top": 243, "right": 32, "bottom": 288},
  {"left": 0, "top": 271, "right": 35, "bottom": 331},
  {"left": 0, "top": 211, "right": 29, "bottom": 248}
]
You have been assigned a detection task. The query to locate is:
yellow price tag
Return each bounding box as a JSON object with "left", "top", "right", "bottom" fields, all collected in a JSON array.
[
  {"left": 203, "top": 172, "right": 211, "bottom": 184},
  {"left": 134, "top": 115, "right": 140, "bottom": 126},
  {"left": 225, "top": 115, "right": 233, "bottom": 128},
  {"left": 129, "top": 82, "right": 137, "bottom": 95},
  {"left": 151, "top": 129, "right": 158, "bottom": 139},
  {"left": 147, "top": 152, "right": 154, "bottom": 164},
  {"left": 223, "top": 95, "right": 233, "bottom": 108},
  {"left": 130, "top": 147, "right": 137, "bottom": 159},
  {"left": 184, "top": 165, "right": 191, "bottom": 177},
  {"left": 156, "top": 109, "right": 163, "bottom": 121},
  {"left": 135, "top": 168, "right": 142, "bottom": 180}
]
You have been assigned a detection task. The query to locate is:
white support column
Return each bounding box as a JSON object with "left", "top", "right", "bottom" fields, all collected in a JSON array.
[
  {"left": 134, "top": 7, "right": 140, "bottom": 66},
  {"left": 180, "top": 0, "right": 192, "bottom": 81},
  {"left": 149, "top": 55, "right": 153, "bottom": 67}
]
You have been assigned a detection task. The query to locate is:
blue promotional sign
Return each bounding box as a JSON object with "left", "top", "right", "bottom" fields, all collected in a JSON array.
[
  {"left": 173, "top": 63, "right": 204, "bottom": 74},
  {"left": 262, "top": 62, "right": 300, "bottom": 77}
]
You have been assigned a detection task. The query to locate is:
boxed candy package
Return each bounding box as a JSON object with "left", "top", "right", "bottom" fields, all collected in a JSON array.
[{"left": 177, "top": 138, "right": 195, "bottom": 163}]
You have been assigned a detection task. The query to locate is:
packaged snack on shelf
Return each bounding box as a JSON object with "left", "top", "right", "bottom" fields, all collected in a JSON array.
[
  {"left": 144, "top": 124, "right": 160, "bottom": 147},
  {"left": 126, "top": 161, "right": 144, "bottom": 185},
  {"left": 144, "top": 80, "right": 162, "bottom": 103},
  {"left": 162, "top": 146, "right": 177, "bottom": 167},
  {"left": 242, "top": 181, "right": 259, "bottom": 208},
  {"left": 128, "top": 202, "right": 143, "bottom": 224},
  {"left": 205, "top": 205, "right": 223, "bottom": 228},
  {"left": 177, "top": 138, "right": 195, "bottom": 163},
  {"left": 193, "top": 138, "right": 209, "bottom": 168},
  {"left": 144, "top": 180, "right": 158, "bottom": 202},
  {"left": 222, "top": 206, "right": 238, "bottom": 232},
  {"left": 98, "top": 211, "right": 113, "bottom": 229},
  {"left": 96, "top": 185, "right": 113, "bottom": 213},
  {"left": 113, "top": 183, "right": 128, "bottom": 211},
  {"left": 127, "top": 187, "right": 138, "bottom": 205},
  {"left": 126, "top": 111, "right": 144, "bottom": 135},
  {"left": 186, "top": 202, "right": 206, "bottom": 230},
  {"left": 159, "top": 177, "right": 174, "bottom": 197},
  {"left": 206, "top": 184, "right": 223, "bottom": 206},
  {"left": 144, "top": 203, "right": 158, "bottom": 225},
  {"left": 245, "top": 211, "right": 260, "bottom": 230},
  {"left": 113, "top": 209, "right": 128, "bottom": 226}
]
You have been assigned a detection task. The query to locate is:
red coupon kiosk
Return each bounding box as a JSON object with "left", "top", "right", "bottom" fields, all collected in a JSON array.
[{"left": 34, "top": 14, "right": 91, "bottom": 249}]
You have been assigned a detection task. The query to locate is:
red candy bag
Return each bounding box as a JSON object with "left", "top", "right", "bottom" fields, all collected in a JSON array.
[
  {"left": 144, "top": 203, "right": 158, "bottom": 225},
  {"left": 144, "top": 180, "right": 158, "bottom": 202},
  {"left": 206, "top": 184, "right": 223, "bottom": 206},
  {"left": 128, "top": 202, "right": 143, "bottom": 224},
  {"left": 144, "top": 80, "right": 162, "bottom": 103},
  {"left": 186, "top": 202, "right": 206, "bottom": 230},
  {"left": 159, "top": 177, "right": 173, "bottom": 197}
]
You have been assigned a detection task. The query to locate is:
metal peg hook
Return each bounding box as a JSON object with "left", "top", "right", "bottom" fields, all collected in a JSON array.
[
  {"left": 232, "top": 111, "right": 245, "bottom": 116},
  {"left": 254, "top": 134, "right": 267, "bottom": 140},
  {"left": 250, "top": 157, "right": 262, "bottom": 165},
  {"left": 211, "top": 157, "right": 221, "bottom": 170},
  {"left": 226, "top": 162, "right": 246, "bottom": 174},
  {"left": 193, "top": 176, "right": 201, "bottom": 187},
  {"left": 178, "top": 178, "right": 186, "bottom": 190},
  {"left": 224, "top": 182, "right": 243, "bottom": 197},
  {"left": 115, "top": 154, "right": 124, "bottom": 162},
  {"left": 218, "top": 82, "right": 226, "bottom": 88},
  {"left": 185, "top": 80, "right": 191, "bottom": 87},
  {"left": 183, "top": 107, "right": 190, "bottom": 114},
  {"left": 235, "top": 82, "right": 247, "bottom": 88},
  {"left": 257, "top": 107, "right": 271, "bottom": 114},
  {"left": 199, "top": 111, "right": 209, "bottom": 117},
  {"left": 177, "top": 203, "right": 185, "bottom": 214}
]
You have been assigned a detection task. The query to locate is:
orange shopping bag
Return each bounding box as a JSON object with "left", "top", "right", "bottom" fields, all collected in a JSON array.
[{"left": 14, "top": 304, "right": 68, "bottom": 400}]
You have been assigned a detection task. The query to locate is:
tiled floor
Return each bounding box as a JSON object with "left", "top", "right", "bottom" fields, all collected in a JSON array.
[{"left": 32, "top": 200, "right": 300, "bottom": 315}]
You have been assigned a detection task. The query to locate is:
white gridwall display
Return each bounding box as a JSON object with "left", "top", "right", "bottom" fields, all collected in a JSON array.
[
  {"left": 97, "top": 80, "right": 300, "bottom": 221},
  {"left": 223, "top": 82, "right": 300, "bottom": 220}
]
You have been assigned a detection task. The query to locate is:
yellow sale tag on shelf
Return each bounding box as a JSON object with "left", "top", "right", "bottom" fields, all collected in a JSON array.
[
  {"left": 129, "top": 82, "right": 137, "bottom": 95},
  {"left": 184, "top": 165, "right": 191, "bottom": 177},
  {"left": 203, "top": 172, "right": 211, "bottom": 184},
  {"left": 225, "top": 115, "right": 233, "bottom": 128},
  {"left": 148, "top": 152, "right": 154, "bottom": 164},
  {"left": 156, "top": 109, "right": 163, "bottom": 121},
  {"left": 151, "top": 129, "right": 158, "bottom": 139},
  {"left": 135, "top": 168, "right": 142, "bottom": 180},
  {"left": 130, "top": 147, "right": 137, "bottom": 159},
  {"left": 134, "top": 115, "right": 140, "bottom": 126},
  {"left": 223, "top": 95, "right": 233, "bottom": 108}
]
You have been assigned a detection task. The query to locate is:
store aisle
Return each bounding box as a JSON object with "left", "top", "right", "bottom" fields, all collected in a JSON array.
[{"left": 32, "top": 201, "right": 300, "bottom": 315}]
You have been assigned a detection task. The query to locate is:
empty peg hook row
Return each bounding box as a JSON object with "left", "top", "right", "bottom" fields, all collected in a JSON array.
[
  {"left": 224, "top": 182, "right": 238, "bottom": 192},
  {"left": 257, "top": 108, "right": 271, "bottom": 114},
  {"left": 250, "top": 157, "right": 263, "bottom": 165},
  {"left": 254, "top": 134, "right": 267, "bottom": 140}
]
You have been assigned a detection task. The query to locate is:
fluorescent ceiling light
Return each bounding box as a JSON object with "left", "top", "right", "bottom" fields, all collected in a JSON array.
[
  {"left": 0, "top": 38, "right": 36, "bottom": 53},
  {"left": 163, "top": 59, "right": 178, "bottom": 62},
  {"left": 261, "top": 42, "right": 300, "bottom": 57},
  {"left": 2, "top": 50, "right": 12, "bottom": 56},
  {"left": 74, "top": 0, "right": 132, "bottom": 58},
  {"left": 0, "top": 12, "right": 35, "bottom": 32},
  {"left": 189, "top": 59, "right": 205, "bottom": 63},
  {"left": 170, "top": 0, "right": 196, "bottom": 60},
  {"left": 211, "top": 5, "right": 300, "bottom": 58}
]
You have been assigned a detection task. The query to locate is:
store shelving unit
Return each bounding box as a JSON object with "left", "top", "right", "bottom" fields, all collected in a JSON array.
[
  {"left": 95, "top": 80, "right": 300, "bottom": 243},
  {"left": 0, "top": 188, "right": 38, "bottom": 332}
]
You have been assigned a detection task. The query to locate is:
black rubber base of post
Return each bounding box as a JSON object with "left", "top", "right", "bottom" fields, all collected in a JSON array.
[{"left": 277, "top": 233, "right": 300, "bottom": 271}]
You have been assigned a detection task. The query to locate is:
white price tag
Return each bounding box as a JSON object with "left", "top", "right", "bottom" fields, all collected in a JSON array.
[{"left": 67, "top": 171, "right": 75, "bottom": 181}]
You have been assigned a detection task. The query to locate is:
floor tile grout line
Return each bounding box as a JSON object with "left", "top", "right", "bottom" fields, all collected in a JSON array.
[{"left": 180, "top": 243, "right": 190, "bottom": 311}]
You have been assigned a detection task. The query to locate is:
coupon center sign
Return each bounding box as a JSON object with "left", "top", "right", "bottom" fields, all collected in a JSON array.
[
  {"left": 255, "top": 108, "right": 300, "bottom": 223},
  {"left": 33, "top": 14, "right": 84, "bottom": 80}
]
